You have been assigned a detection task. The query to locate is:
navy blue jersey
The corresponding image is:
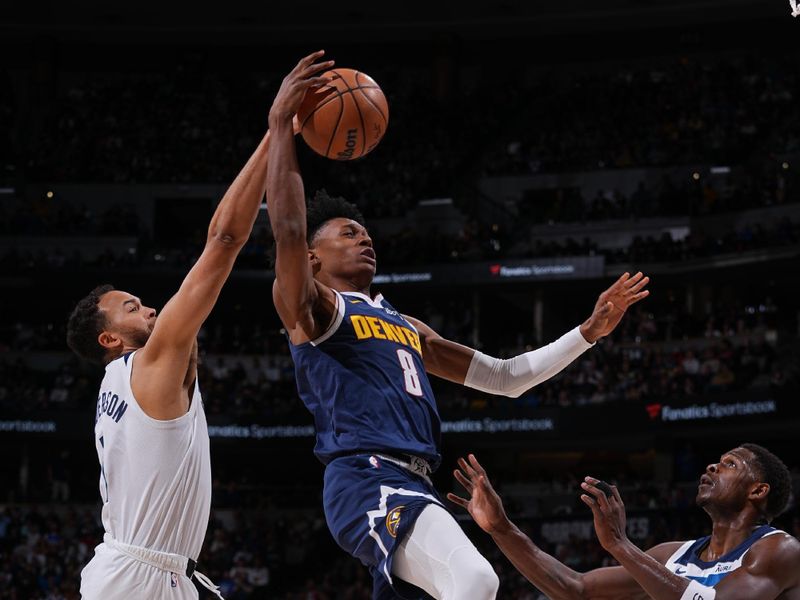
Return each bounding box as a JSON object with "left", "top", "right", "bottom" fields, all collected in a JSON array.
[
  {"left": 665, "top": 524, "right": 784, "bottom": 587},
  {"left": 289, "top": 290, "right": 442, "bottom": 469}
]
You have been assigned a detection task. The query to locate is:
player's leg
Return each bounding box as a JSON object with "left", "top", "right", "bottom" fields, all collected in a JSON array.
[{"left": 391, "top": 503, "right": 499, "bottom": 600}]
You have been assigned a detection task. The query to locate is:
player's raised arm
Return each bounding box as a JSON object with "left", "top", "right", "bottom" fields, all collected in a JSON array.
[
  {"left": 131, "top": 127, "right": 273, "bottom": 419},
  {"left": 448, "top": 454, "right": 677, "bottom": 600},
  {"left": 266, "top": 51, "right": 338, "bottom": 341},
  {"left": 406, "top": 271, "right": 649, "bottom": 396},
  {"left": 580, "top": 476, "right": 800, "bottom": 600}
]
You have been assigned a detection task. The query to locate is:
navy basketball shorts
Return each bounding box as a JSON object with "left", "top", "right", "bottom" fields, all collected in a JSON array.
[{"left": 323, "top": 453, "right": 444, "bottom": 599}]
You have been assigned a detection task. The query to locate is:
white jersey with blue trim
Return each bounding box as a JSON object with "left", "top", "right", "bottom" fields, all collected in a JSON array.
[
  {"left": 93, "top": 350, "right": 212, "bottom": 560},
  {"left": 665, "top": 524, "right": 785, "bottom": 588}
]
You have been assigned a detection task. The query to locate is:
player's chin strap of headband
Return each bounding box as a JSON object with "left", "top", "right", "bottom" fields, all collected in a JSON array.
[
  {"left": 463, "top": 326, "right": 594, "bottom": 398},
  {"left": 103, "top": 534, "right": 224, "bottom": 599},
  {"left": 680, "top": 580, "right": 716, "bottom": 600}
]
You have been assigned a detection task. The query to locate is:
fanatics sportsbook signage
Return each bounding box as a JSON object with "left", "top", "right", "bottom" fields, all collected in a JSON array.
[
  {"left": 371, "top": 256, "right": 605, "bottom": 286},
  {"left": 7, "top": 390, "right": 792, "bottom": 441}
]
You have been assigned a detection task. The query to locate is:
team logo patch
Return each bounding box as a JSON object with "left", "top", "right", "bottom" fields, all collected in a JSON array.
[
  {"left": 369, "top": 455, "right": 381, "bottom": 469},
  {"left": 170, "top": 572, "right": 178, "bottom": 588},
  {"left": 386, "top": 505, "right": 404, "bottom": 538}
]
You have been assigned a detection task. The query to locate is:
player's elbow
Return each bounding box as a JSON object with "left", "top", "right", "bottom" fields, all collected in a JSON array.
[{"left": 207, "top": 229, "right": 247, "bottom": 250}]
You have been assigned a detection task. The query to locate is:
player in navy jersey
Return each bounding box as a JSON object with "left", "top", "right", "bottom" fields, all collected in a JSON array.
[
  {"left": 450, "top": 444, "right": 800, "bottom": 600},
  {"left": 266, "top": 51, "right": 650, "bottom": 600}
]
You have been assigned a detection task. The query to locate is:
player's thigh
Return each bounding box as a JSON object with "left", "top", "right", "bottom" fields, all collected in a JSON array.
[{"left": 392, "top": 503, "right": 498, "bottom": 600}]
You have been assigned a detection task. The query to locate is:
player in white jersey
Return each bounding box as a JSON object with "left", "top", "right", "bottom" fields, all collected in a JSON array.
[
  {"left": 65, "top": 52, "right": 332, "bottom": 600},
  {"left": 450, "top": 444, "right": 800, "bottom": 599}
]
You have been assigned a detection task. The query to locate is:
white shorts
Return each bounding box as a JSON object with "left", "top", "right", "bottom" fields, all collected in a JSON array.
[{"left": 80, "top": 542, "right": 199, "bottom": 600}]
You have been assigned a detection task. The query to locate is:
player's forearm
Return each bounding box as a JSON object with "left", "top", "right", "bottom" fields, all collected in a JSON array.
[
  {"left": 463, "top": 326, "right": 594, "bottom": 397},
  {"left": 207, "top": 129, "right": 271, "bottom": 246},
  {"left": 609, "top": 540, "right": 688, "bottom": 600},
  {"left": 266, "top": 115, "right": 307, "bottom": 243},
  {"left": 490, "top": 519, "right": 586, "bottom": 599}
]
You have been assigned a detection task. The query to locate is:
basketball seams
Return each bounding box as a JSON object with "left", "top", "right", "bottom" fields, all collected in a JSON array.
[
  {"left": 331, "top": 69, "right": 368, "bottom": 159},
  {"left": 323, "top": 94, "right": 345, "bottom": 159},
  {"left": 300, "top": 68, "right": 386, "bottom": 160},
  {"left": 355, "top": 88, "right": 388, "bottom": 124}
]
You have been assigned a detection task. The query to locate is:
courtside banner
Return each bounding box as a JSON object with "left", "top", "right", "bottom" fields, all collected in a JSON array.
[
  {"left": 371, "top": 256, "right": 605, "bottom": 286},
  {"left": 3, "top": 391, "right": 793, "bottom": 440}
]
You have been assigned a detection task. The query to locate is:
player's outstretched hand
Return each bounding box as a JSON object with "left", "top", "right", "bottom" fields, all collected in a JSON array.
[
  {"left": 579, "top": 271, "right": 650, "bottom": 343},
  {"left": 269, "top": 50, "right": 335, "bottom": 123},
  {"left": 447, "top": 454, "right": 510, "bottom": 535},
  {"left": 580, "top": 476, "right": 629, "bottom": 552}
]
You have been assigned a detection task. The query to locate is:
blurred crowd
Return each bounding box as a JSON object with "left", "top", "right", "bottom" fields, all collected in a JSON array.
[
  {"left": 483, "top": 56, "right": 800, "bottom": 175},
  {"left": 1, "top": 460, "right": 797, "bottom": 600},
  {"left": 1, "top": 293, "right": 795, "bottom": 418}
]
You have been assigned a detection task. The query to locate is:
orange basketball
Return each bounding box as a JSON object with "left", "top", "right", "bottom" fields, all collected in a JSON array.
[{"left": 296, "top": 68, "right": 389, "bottom": 160}]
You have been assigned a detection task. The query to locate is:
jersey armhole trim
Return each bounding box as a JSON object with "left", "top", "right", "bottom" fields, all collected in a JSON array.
[{"left": 310, "top": 291, "right": 345, "bottom": 347}]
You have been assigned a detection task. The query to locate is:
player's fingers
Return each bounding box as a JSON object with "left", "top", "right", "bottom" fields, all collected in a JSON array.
[
  {"left": 297, "top": 49, "right": 326, "bottom": 69},
  {"left": 580, "top": 494, "right": 597, "bottom": 508},
  {"left": 630, "top": 290, "right": 650, "bottom": 303},
  {"left": 454, "top": 469, "right": 474, "bottom": 492},
  {"left": 580, "top": 481, "right": 608, "bottom": 508},
  {"left": 468, "top": 454, "right": 487, "bottom": 476},
  {"left": 624, "top": 272, "right": 644, "bottom": 288},
  {"left": 611, "top": 485, "right": 623, "bottom": 505},
  {"left": 446, "top": 492, "right": 470, "bottom": 509},
  {"left": 300, "top": 60, "right": 335, "bottom": 79},
  {"left": 628, "top": 276, "right": 649, "bottom": 294},
  {"left": 459, "top": 456, "right": 480, "bottom": 480}
]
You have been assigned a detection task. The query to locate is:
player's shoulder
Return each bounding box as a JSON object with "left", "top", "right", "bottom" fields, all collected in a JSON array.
[
  {"left": 646, "top": 540, "right": 687, "bottom": 562},
  {"left": 745, "top": 529, "right": 800, "bottom": 576},
  {"left": 754, "top": 529, "right": 800, "bottom": 556}
]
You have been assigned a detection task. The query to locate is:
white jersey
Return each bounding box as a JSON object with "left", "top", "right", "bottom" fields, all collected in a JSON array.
[{"left": 91, "top": 350, "right": 212, "bottom": 560}]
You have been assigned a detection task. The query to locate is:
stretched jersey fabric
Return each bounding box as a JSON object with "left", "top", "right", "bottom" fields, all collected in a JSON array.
[
  {"left": 665, "top": 524, "right": 784, "bottom": 587},
  {"left": 289, "top": 290, "right": 442, "bottom": 469},
  {"left": 90, "top": 351, "right": 212, "bottom": 560}
]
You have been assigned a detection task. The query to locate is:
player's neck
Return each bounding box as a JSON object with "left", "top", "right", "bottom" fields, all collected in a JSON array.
[
  {"left": 705, "top": 514, "right": 762, "bottom": 560},
  {"left": 318, "top": 273, "right": 371, "bottom": 297}
]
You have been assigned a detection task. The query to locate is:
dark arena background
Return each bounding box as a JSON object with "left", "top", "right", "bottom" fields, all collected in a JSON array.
[{"left": 1, "top": 0, "right": 799, "bottom": 598}]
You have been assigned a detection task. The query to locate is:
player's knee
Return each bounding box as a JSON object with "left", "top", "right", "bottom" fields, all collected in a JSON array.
[{"left": 450, "top": 549, "right": 499, "bottom": 600}]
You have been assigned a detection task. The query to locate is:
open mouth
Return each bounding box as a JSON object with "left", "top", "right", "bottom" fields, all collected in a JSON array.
[
  {"left": 699, "top": 474, "right": 714, "bottom": 488},
  {"left": 360, "top": 248, "right": 376, "bottom": 261}
]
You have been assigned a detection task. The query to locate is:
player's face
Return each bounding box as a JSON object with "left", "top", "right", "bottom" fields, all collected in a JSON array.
[
  {"left": 696, "top": 447, "right": 760, "bottom": 511},
  {"left": 97, "top": 290, "right": 158, "bottom": 352},
  {"left": 310, "top": 218, "right": 376, "bottom": 282}
]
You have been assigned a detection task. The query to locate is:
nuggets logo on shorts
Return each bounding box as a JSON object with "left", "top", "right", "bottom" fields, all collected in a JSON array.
[
  {"left": 369, "top": 455, "right": 381, "bottom": 469},
  {"left": 170, "top": 572, "right": 178, "bottom": 588},
  {"left": 386, "top": 505, "right": 404, "bottom": 538}
]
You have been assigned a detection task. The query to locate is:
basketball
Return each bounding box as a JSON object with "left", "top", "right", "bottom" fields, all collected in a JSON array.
[{"left": 297, "top": 68, "right": 389, "bottom": 160}]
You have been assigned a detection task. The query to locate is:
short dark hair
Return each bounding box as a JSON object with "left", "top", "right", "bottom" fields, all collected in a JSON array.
[
  {"left": 740, "top": 443, "right": 792, "bottom": 522},
  {"left": 66, "top": 284, "right": 115, "bottom": 365},
  {"left": 306, "top": 189, "right": 366, "bottom": 246}
]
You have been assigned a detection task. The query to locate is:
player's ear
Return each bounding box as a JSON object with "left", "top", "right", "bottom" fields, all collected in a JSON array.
[
  {"left": 308, "top": 249, "right": 320, "bottom": 266},
  {"left": 98, "top": 330, "right": 122, "bottom": 352},
  {"left": 749, "top": 481, "right": 770, "bottom": 502}
]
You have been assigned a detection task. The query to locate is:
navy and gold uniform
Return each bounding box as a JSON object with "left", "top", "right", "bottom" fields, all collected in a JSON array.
[{"left": 288, "top": 290, "right": 444, "bottom": 598}]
